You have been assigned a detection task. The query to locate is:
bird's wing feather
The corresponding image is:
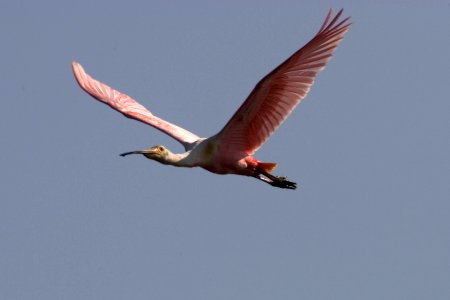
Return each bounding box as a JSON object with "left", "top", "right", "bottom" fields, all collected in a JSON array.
[
  {"left": 72, "top": 61, "right": 200, "bottom": 149},
  {"left": 214, "top": 9, "right": 351, "bottom": 155}
]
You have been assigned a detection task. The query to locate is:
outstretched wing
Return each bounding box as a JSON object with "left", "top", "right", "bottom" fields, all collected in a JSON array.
[
  {"left": 214, "top": 9, "right": 351, "bottom": 155},
  {"left": 72, "top": 61, "right": 200, "bottom": 150}
]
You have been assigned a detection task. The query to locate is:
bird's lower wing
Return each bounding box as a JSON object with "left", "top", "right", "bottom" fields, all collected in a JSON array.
[
  {"left": 72, "top": 61, "right": 200, "bottom": 149},
  {"left": 213, "top": 9, "right": 351, "bottom": 155}
]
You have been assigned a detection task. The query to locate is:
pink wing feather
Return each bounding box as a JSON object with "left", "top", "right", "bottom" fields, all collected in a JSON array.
[
  {"left": 72, "top": 61, "right": 200, "bottom": 149},
  {"left": 214, "top": 9, "right": 351, "bottom": 155}
]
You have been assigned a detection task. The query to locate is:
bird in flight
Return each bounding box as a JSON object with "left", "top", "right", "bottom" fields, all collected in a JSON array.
[{"left": 72, "top": 9, "right": 351, "bottom": 190}]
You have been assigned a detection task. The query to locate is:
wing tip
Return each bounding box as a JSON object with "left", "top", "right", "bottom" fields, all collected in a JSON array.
[
  {"left": 71, "top": 60, "right": 88, "bottom": 90},
  {"left": 318, "top": 8, "right": 351, "bottom": 35},
  {"left": 71, "top": 60, "right": 81, "bottom": 72}
]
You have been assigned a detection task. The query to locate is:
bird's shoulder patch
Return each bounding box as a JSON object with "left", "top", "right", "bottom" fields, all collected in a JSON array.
[{"left": 200, "top": 140, "right": 217, "bottom": 161}]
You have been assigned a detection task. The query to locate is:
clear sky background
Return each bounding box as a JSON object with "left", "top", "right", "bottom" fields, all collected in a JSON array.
[{"left": 1, "top": 1, "right": 449, "bottom": 299}]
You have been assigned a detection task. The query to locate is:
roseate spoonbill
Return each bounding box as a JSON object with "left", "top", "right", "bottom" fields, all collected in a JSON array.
[{"left": 72, "top": 9, "right": 351, "bottom": 189}]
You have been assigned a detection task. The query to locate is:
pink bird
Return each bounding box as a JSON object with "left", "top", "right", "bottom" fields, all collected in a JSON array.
[{"left": 72, "top": 9, "right": 351, "bottom": 189}]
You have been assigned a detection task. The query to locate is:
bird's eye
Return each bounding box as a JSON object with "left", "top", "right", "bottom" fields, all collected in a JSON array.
[{"left": 158, "top": 146, "right": 164, "bottom": 151}]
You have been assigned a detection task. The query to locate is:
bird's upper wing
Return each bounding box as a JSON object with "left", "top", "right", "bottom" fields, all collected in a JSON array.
[
  {"left": 72, "top": 61, "right": 200, "bottom": 150},
  {"left": 213, "top": 9, "right": 351, "bottom": 155}
]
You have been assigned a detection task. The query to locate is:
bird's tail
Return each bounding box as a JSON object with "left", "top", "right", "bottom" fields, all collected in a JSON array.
[{"left": 258, "top": 162, "right": 278, "bottom": 173}]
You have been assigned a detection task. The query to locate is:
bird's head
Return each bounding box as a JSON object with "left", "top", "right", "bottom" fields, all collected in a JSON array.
[{"left": 120, "top": 145, "right": 171, "bottom": 164}]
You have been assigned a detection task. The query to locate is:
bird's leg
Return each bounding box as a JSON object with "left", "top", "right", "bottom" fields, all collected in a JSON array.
[{"left": 255, "top": 170, "right": 297, "bottom": 190}]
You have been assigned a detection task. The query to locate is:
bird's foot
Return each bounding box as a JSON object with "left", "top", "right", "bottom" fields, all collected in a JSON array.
[
  {"left": 257, "top": 173, "right": 297, "bottom": 190},
  {"left": 269, "top": 176, "right": 297, "bottom": 190}
]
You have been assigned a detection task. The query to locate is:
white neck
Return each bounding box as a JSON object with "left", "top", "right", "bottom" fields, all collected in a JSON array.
[{"left": 164, "top": 151, "right": 195, "bottom": 167}]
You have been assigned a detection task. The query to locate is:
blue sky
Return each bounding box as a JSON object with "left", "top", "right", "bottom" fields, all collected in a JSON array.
[{"left": 1, "top": 1, "right": 450, "bottom": 299}]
